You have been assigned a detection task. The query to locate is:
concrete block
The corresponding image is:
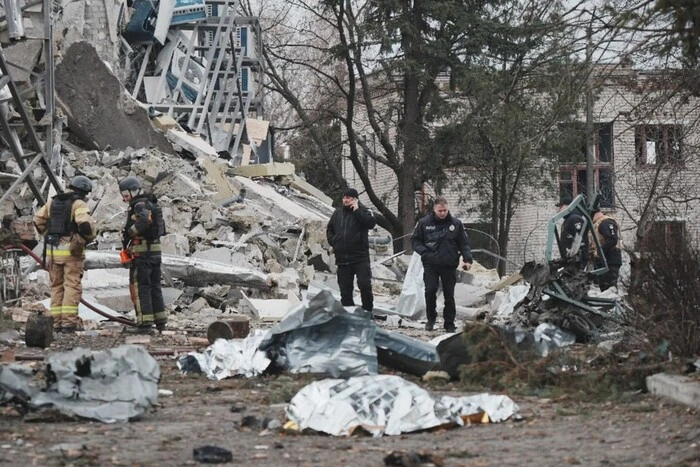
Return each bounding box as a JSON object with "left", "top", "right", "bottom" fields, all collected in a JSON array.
[
  {"left": 11, "top": 215, "right": 35, "bottom": 241},
  {"left": 152, "top": 115, "right": 181, "bottom": 133},
  {"left": 161, "top": 233, "right": 190, "bottom": 256},
  {"left": 647, "top": 373, "right": 700, "bottom": 410},
  {"left": 289, "top": 174, "right": 333, "bottom": 206},
  {"left": 198, "top": 156, "right": 238, "bottom": 202},
  {"left": 230, "top": 162, "right": 295, "bottom": 178},
  {"left": 167, "top": 129, "right": 218, "bottom": 158},
  {"left": 187, "top": 224, "right": 207, "bottom": 239},
  {"left": 193, "top": 247, "right": 233, "bottom": 264}
]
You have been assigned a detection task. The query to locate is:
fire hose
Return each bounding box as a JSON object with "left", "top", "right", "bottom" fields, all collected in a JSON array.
[{"left": 4, "top": 244, "right": 137, "bottom": 327}]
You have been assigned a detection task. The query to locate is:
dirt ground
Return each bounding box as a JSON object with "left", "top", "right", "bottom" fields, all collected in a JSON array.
[{"left": 1, "top": 330, "right": 699, "bottom": 467}]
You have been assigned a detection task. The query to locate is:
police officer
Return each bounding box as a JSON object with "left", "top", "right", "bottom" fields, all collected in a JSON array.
[
  {"left": 589, "top": 208, "right": 622, "bottom": 291},
  {"left": 556, "top": 196, "right": 587, "bottom": 263},
  {"left": 326, "top": 188, "right": 376, "bottom": 312},
  {"left": 119, "top": 176, "right": 167, "bottom": 333},
  {"left": 412, "top": 196, "right": 473, "bottom": 332},
  {"left": 33, "top": 176, "right": 96, "bottom": 333}
]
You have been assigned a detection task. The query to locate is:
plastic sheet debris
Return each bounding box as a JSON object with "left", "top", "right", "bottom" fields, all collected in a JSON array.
[
  {"left": 286, "top": 375, "right": 519, "bottom": 437},
  {"left": 259, "top": 289, "right": 377, "bottom": 378},
  {"left": 394, "top": 253, "right": 426, "bottom": 320},
  {"left": 0, "top": 345, "right": 159, "bottom": 423},
  {"left": 495, "top": 284, "right": 529, "bottom": 319},
  {"left": 533, "top": 323, "right": 576, "bottom": 356},
  {"left": 177, "top": 329, "right": 270, "bottom": 380},
  {"left": 374, "top": 328, "right": 440, "bottom": 377},
  {"left": 193, "top": 445, "right": 233, "bottom": 464}
]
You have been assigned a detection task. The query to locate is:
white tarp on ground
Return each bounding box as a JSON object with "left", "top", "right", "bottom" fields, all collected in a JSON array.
[
  {"left": 177, "top": 329, "right": 270, "bottom": 380},
  {"left": 0, "top": 345, "right": 160, "bottom": 423},
  {"left": 286, "top": 374, "right": 519, "bottom": 437}
]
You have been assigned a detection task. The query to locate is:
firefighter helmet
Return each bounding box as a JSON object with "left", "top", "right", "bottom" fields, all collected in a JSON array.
[
  {"left": 119, "top": 176, "right": 142, "bottom": 193},
  {"left": 69, "top": 175, "right": 93, "bottom": 194}
]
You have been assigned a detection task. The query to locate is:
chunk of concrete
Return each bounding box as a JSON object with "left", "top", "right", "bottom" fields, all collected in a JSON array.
[
  {"left": 230, "top": 162, "right": 295, "bottom": 178},
  {"left": 167, "top": 129, "right": 218, "bottom": 158},
  {"left": 289, "top": 174, "right": 333, "bottom": 206},
  {"left": 239, "top": 291, "right": 300, "bottom": 321},
  {"left": 55, "top": 42, "right": 171, "bottom": 151},
  {"left": 193, "top": 247, "right": 233, "bottom": 264},
  {"left": 646, "top": 373, "right": 700, "bottom": 410},
  {"left": 161, "top": 233, "right": 190, "bottom": 256},
  {"left": 198, "top": 156, "right": 238, "bottom": 202}
]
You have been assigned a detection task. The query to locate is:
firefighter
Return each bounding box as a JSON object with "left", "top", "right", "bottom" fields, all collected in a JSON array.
[
  {"left": 588, "top": 208, "right": 622, "bottom": 291},
  {"left": 33, "top": 176, "right": 96, "bottom": 333},
  {"left": 119, "top": 176, "right": 167, "bottom": 333}
]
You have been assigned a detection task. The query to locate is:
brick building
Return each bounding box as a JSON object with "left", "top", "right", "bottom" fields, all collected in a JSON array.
[{"left": 342, "top": 65, "right": 700, "bottom": 273}]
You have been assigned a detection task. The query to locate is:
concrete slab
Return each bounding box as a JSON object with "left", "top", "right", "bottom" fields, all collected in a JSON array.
[
  {"left": 289, "top": 175, "right": 333, "bottom": 206},
  {"left": 230, "top": 162, "right": 295, "bottom": 178},
  {"left": 198, "top": 156, "right": 238, "bottom": 202},
  {"left": 646, "top": 373, "right": 700, "bottom": 410},
  {"left": 167, "top": 129, "right": 218, "bottom": 158},
  {"left": 234, "top": 176, "right": 325, "bottom": 222},
  {"left": 239, "top": 290, "right": 300, "bottom": 321}
]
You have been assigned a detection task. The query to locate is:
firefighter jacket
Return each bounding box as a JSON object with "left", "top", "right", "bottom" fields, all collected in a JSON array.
[
  {"left": 33, "top": 192, "right": 96, "bottom": 260},
  {"left": 123, "top": 193, "right": 162, "bottom": 257},
  {"left": 588, "top": 214, "right": 622, "bottom": 266},
  {"left": 326, "top": 202, "right": 376, "bottom": 265},
  {"left": 412, "top": 212, "right": 473, "bottom": 268}
]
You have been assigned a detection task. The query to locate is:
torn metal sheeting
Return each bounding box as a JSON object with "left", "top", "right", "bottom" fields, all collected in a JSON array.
[
  {"left": 259, "top": 289, "right": 378, "bottom": 378},
  {"left": 0, "top": 345, "right": 160, "bottom": 423},
  {"left": 177, "top": 329, "right": 270, "bottom": 380},
  {"left": 286, "top": 375, "right": 519, "bottom": 437},
  {"left": 374, "top": 328, "right": 440, "bottom": 377}
]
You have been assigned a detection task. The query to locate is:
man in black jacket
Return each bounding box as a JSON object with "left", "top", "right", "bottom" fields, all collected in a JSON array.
[
  {"left": 412, "top": 197, "right": 473, "bottom": 332},
  {"left": 326, "top": 188, "right": 377, "bottom": 311}
]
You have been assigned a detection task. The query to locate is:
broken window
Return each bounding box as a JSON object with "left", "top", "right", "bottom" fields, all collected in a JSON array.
[
  {"left": 635, "top": 125, "right": 683, "bottom": 166},
  {"left": 558, "top": 122, "right": 614, "bottom": 208}
]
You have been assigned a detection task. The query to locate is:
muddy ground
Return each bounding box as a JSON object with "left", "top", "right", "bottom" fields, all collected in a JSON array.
[{"left": 1, "top": 330, "right": 699, "bottom": 467}]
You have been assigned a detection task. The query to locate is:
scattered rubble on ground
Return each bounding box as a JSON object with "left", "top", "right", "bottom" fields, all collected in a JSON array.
[{"left": 0, "top": 0, "right": 697, "bottom": 458}]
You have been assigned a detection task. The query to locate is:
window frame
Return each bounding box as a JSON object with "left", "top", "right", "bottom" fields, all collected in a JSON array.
[
  {"left": 558, "top": 122, "right": 615, "bottom": 208},
  {"left": 634, "top": 124, "right": 684, "bottom": 167}
]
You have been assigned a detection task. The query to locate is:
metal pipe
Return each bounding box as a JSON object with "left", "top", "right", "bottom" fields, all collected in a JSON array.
[{"left": 5, "top": 244, "right": 137, "bottom": 326}]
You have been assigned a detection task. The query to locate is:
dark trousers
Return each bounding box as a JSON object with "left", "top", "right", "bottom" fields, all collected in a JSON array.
[
  {"left": 130, "top": 255, "right": 166, "bottom": 325},
  {"left": 594, "top": 259, "right": 620, "bottom": 291},
  {"left": 424, "top": 264, "right": 457, "bottom": 328},
  {"left": 337, "top": 261, "right": 373, "bottom": 311}
]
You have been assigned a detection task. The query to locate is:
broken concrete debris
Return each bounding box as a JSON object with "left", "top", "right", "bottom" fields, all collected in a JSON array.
[
  {"left": 0, "top": 345, "right": 160, "bottom": 423},
  {"left": 285, "top": 375, "right": 519, "bottom": 437}
]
